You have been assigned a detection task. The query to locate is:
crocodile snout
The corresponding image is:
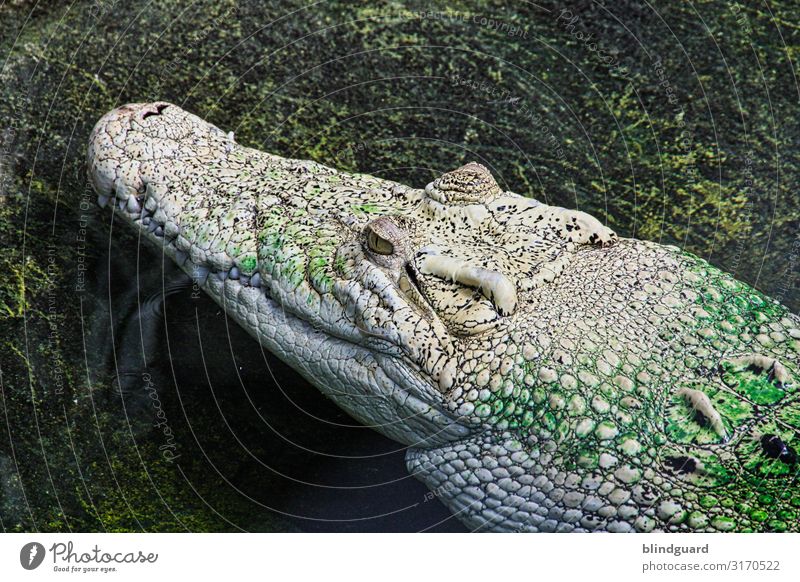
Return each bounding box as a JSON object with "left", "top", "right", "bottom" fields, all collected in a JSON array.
[
  {"left": 87, "top": 102, "right": 182, "bottom": 212},
  {"left": 93, "top": 101, "right": 171, "bottom": 130},
  {"left": 88, "top": 104, "right": 143, "bottom": 207}
]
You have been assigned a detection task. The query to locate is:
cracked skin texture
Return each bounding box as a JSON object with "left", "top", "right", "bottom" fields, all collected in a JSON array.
[{"left": 88, "top": 102, "right": 800, "bottom": 533}]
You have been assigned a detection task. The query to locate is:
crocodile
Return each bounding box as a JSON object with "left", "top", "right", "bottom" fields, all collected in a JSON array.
[{"left": 87, "top": 102, "right": 800, "bottom": 532}]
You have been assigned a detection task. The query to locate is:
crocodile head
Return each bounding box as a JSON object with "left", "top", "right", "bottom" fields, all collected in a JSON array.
[{"left": 88, "top": 103, "right": 800, "bottom": 532}]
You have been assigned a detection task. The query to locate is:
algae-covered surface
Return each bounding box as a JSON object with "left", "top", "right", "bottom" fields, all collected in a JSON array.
[{"left": 0, "top": 1, "right": 798, "bottom": 531}]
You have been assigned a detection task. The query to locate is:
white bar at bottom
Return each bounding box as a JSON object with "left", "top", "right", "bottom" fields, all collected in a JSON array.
[{"left": 1, "top": 533, "right": 799, "bottom": 580}]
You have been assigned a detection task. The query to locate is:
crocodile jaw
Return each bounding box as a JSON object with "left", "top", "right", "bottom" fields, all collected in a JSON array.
[
  {"left": 87, "top": 103, "right": 469, "bottom": 447},
  {"left": 89, "top": 103, "right": 800, "bottom": 533}
]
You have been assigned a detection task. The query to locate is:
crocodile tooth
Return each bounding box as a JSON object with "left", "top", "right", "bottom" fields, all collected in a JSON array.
[
  {"left": 117, "top": 198, "right": 126, "bottom": 210},
  {"left": 147, "top": 221, "right": 158, "bottom": 233},
  {"left": 97, "top": 195, "right": 109, "bottom": 208},
  {"left": 189, "top": 246, "right": 207, "bottom": 265},
  {"left": 142, "top": 216, "right": 151, "bottom": 226},
  {"left": 154, "top": 226, "right": 164, "bottom": 237},
  {"left": 126, "top": 196, "right": 141, "bottom": 214},
  {"left": 164, "top": 221, "right": 179, "bottom": 238},
  {"left": 216, "top": 270, "right": 228, "bottom": 281},
  {"left": 175, "top": 236, "right": 191, "bottom": 252},
  {"left": 193, "top": 266, "right": 209, "bottom": 285},
  {"left": 250, "top": 273, "right": 261, "bottom": 288},
  {"left": 229, "top": 267, "right": 240, "bottom": 280},
  {"left": 145, "top": 197, "right": 158, "bottom": 212}
]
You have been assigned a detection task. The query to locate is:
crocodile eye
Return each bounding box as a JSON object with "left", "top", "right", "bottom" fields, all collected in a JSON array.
[{"left": 367, "top": 229, "right": 394, "bottom": 255}]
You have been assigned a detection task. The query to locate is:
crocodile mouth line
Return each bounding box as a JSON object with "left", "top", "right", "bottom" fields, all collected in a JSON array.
[
  {"left": 95, "top": 182, "right": 444, "bottom": 359},
  {"left": 396, "top": 261, "right": 441, "bottom": 322},
  {"left": 98, "top": 185, "right": 264, "bottom": 289},
  {"left": 96, "top": 184, "right": 464, "bottom": 434},
  {"left": 97, "top": 178, "right": 434, "bottom": 309}
]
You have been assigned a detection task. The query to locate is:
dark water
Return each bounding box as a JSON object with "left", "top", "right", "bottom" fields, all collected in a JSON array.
[{"left": 90, "top": 220, "right": 466, "bottom": 532}]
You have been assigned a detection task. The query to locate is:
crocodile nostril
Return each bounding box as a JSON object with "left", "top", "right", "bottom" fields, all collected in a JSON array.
[
  {"left": 760, "top": 434, "right": 797, "bottom": 464},
  {"left": 142, "top": 103, "right": 169, "bottom": 119}
]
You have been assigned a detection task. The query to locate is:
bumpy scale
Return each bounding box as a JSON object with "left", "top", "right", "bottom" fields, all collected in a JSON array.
[{"left": 88, "top": 103, "right": 800, "bottom": 532}]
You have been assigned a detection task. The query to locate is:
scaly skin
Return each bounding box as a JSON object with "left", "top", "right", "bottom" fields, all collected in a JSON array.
[{"left": 87, "top": 103, "right": 800, "bottom": 532}]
